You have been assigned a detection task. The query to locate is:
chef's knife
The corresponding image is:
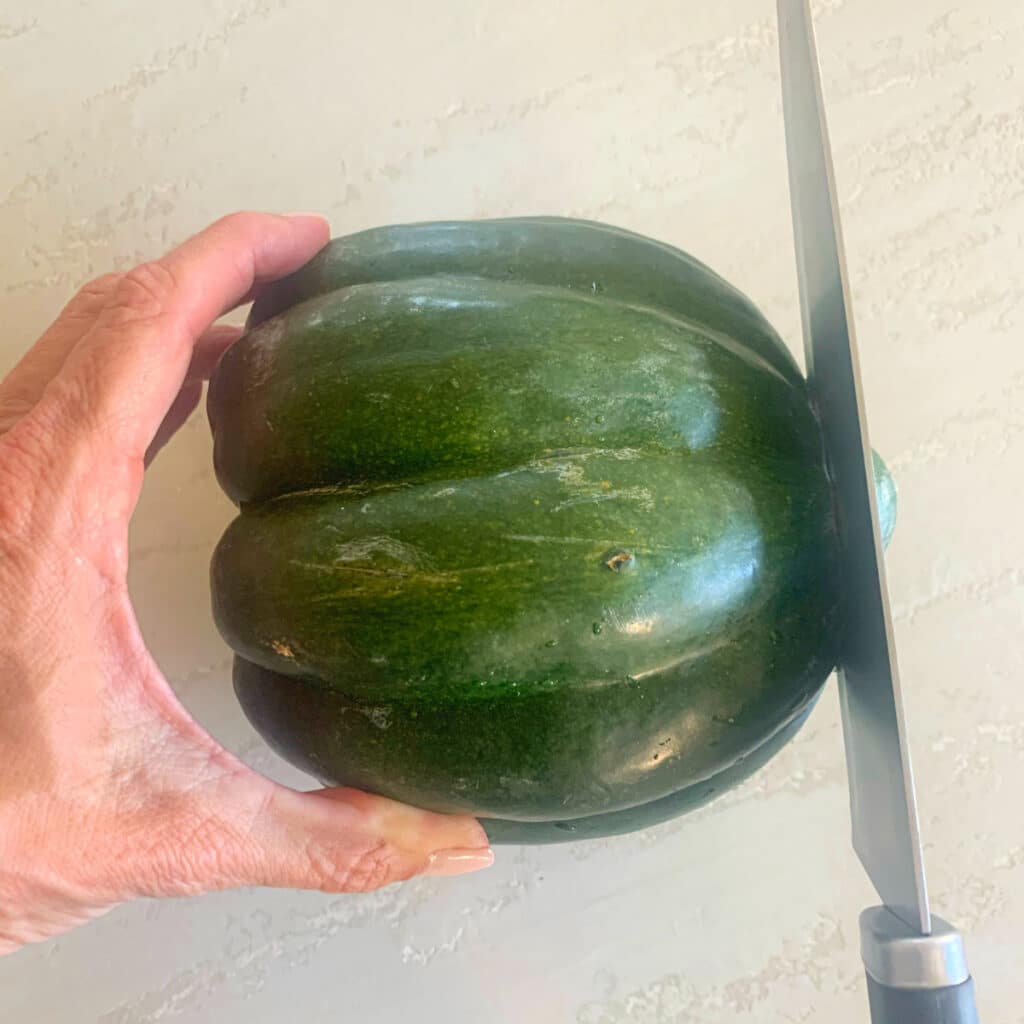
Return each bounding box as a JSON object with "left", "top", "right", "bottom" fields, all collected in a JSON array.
[{"left": 776, "top": 2, "right": 979, "bottom": 1020}]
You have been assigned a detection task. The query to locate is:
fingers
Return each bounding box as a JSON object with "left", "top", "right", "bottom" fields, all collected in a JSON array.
[
  {"left": 0, "top": 279, "right": 241, "bottom": 439},
  {"left": 32, "top": 212, "right": 329, "bottom": 467},
  {"left": 144, "top": 325, "right": 244, "bottom": 465},
  {"left": 136, "top": 772, "right": 493, "bottom": 899},
  {"left": 0, "top": 273, "right": 123, "bottom": 433},
  {"left": 187, "top": 323, "right": 244, "bottom": 382},
  {"left": 1, "top": 319, "right": 240, "bottom": 462},
  {"left": 144, "top": 381, "right": 203, "bottom": 466},
  {"left": 242, "top": 786, "right": 495, "bottom": 892}
]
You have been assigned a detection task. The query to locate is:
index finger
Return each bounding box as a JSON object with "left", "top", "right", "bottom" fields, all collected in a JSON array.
[{"left": 35, "top": 211, "right": 330, "bottom": 464}]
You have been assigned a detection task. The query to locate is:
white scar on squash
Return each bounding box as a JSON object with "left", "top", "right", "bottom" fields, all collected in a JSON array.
[
  {"left": 553, "top": 485, "right": 653, "bottom": 513},
  {"left": 333, "top": 535, "right": 436, "bottom": 571},
  {"left": 247, "top": 318, "right": 286, "bottom": 388},
  {"left": 503, "top": 448, "right": 655, "bottom": 512},
  {"left": 271, "top": 639, "right": 296, "bottom": 659}
]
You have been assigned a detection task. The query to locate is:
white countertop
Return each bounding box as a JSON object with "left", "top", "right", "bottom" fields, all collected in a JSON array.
[{"left": 2, "top": 1, "right": 1021, "bottom": 1020}]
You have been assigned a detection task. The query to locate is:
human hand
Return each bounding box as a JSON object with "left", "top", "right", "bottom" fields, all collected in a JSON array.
[{"left": 0, "top": 212, "right": 493, "bottom": 957}]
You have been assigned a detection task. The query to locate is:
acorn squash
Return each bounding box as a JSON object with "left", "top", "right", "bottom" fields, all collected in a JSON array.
[{"left": 207, "top": 217, "right": 896, "bottom": 843}]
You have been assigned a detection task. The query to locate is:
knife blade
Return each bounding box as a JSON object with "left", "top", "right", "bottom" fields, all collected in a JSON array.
[
  {"left": 777, "top": 0, "right": 928, "bottom": 937},
  {"left": 776, "top": 1, "right": 979, "bottom": 1019}
]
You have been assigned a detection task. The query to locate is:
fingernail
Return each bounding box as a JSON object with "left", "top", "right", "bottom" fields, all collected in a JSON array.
[
  {"left": 283, "top": 211, "right": 329, "bottom": 222},
  {"left": 425, "top": 847, "right": 495, "bottom": 878}
]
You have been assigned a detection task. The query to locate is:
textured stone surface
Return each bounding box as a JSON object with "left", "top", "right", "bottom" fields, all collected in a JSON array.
[{"left": 2, "top": 1, "right": 1022, "bottom": 1020}]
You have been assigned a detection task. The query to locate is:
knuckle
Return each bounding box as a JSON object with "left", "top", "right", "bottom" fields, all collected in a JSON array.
[
  {"left": 306, "top": 841, "right": 401, "bottom": 894},
  {"left": 85, "top": 271, "right": 125, "bottom": 292},
  {"left": 215, "top": 210, "right": 260, "bottom": 234},
  {"left": 49, "top": 273, "right": 125, "bottom": 327},
  {"left": 76, "top": 271, "right": 125, "bottom": 302},
  {"left": 106, "top": 262, "right": 179, "bottom": 326}
]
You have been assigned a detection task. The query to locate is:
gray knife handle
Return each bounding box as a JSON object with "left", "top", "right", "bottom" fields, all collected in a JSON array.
[
  {"left": 861, "top": 907, "right": 979, "bottom": 1023},
  {"left": 866, "top": 974, "right": 978, "bottom": 1023}
]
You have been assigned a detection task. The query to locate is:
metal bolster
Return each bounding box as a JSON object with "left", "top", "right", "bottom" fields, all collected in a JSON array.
[{"left": 860, "top": 907, "right": 970, "bottom": 989}]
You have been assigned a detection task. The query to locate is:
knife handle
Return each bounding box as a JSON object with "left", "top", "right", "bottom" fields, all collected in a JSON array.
[
  {"left": 861, "top": 907, "right": 979, "bottom": 1023},
  {"left": 866, "top": 973, "right": 978, "bottom": 1024}
]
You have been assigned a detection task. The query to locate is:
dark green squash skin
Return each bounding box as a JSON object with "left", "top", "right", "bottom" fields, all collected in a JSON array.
[
  {"left": 233, "top": 659, "right": 821, "bottom": 844},
  {"left": 208, "top": 217, "right": 896, "bottom": 843}
]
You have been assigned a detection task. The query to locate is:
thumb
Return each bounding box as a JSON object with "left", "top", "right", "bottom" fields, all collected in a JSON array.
[
  {"left": 135, "top": 773, "right": 494, "bottom": 898},
  {"left": 247, "top": 785, "right": 495, "bottom": 891}
]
